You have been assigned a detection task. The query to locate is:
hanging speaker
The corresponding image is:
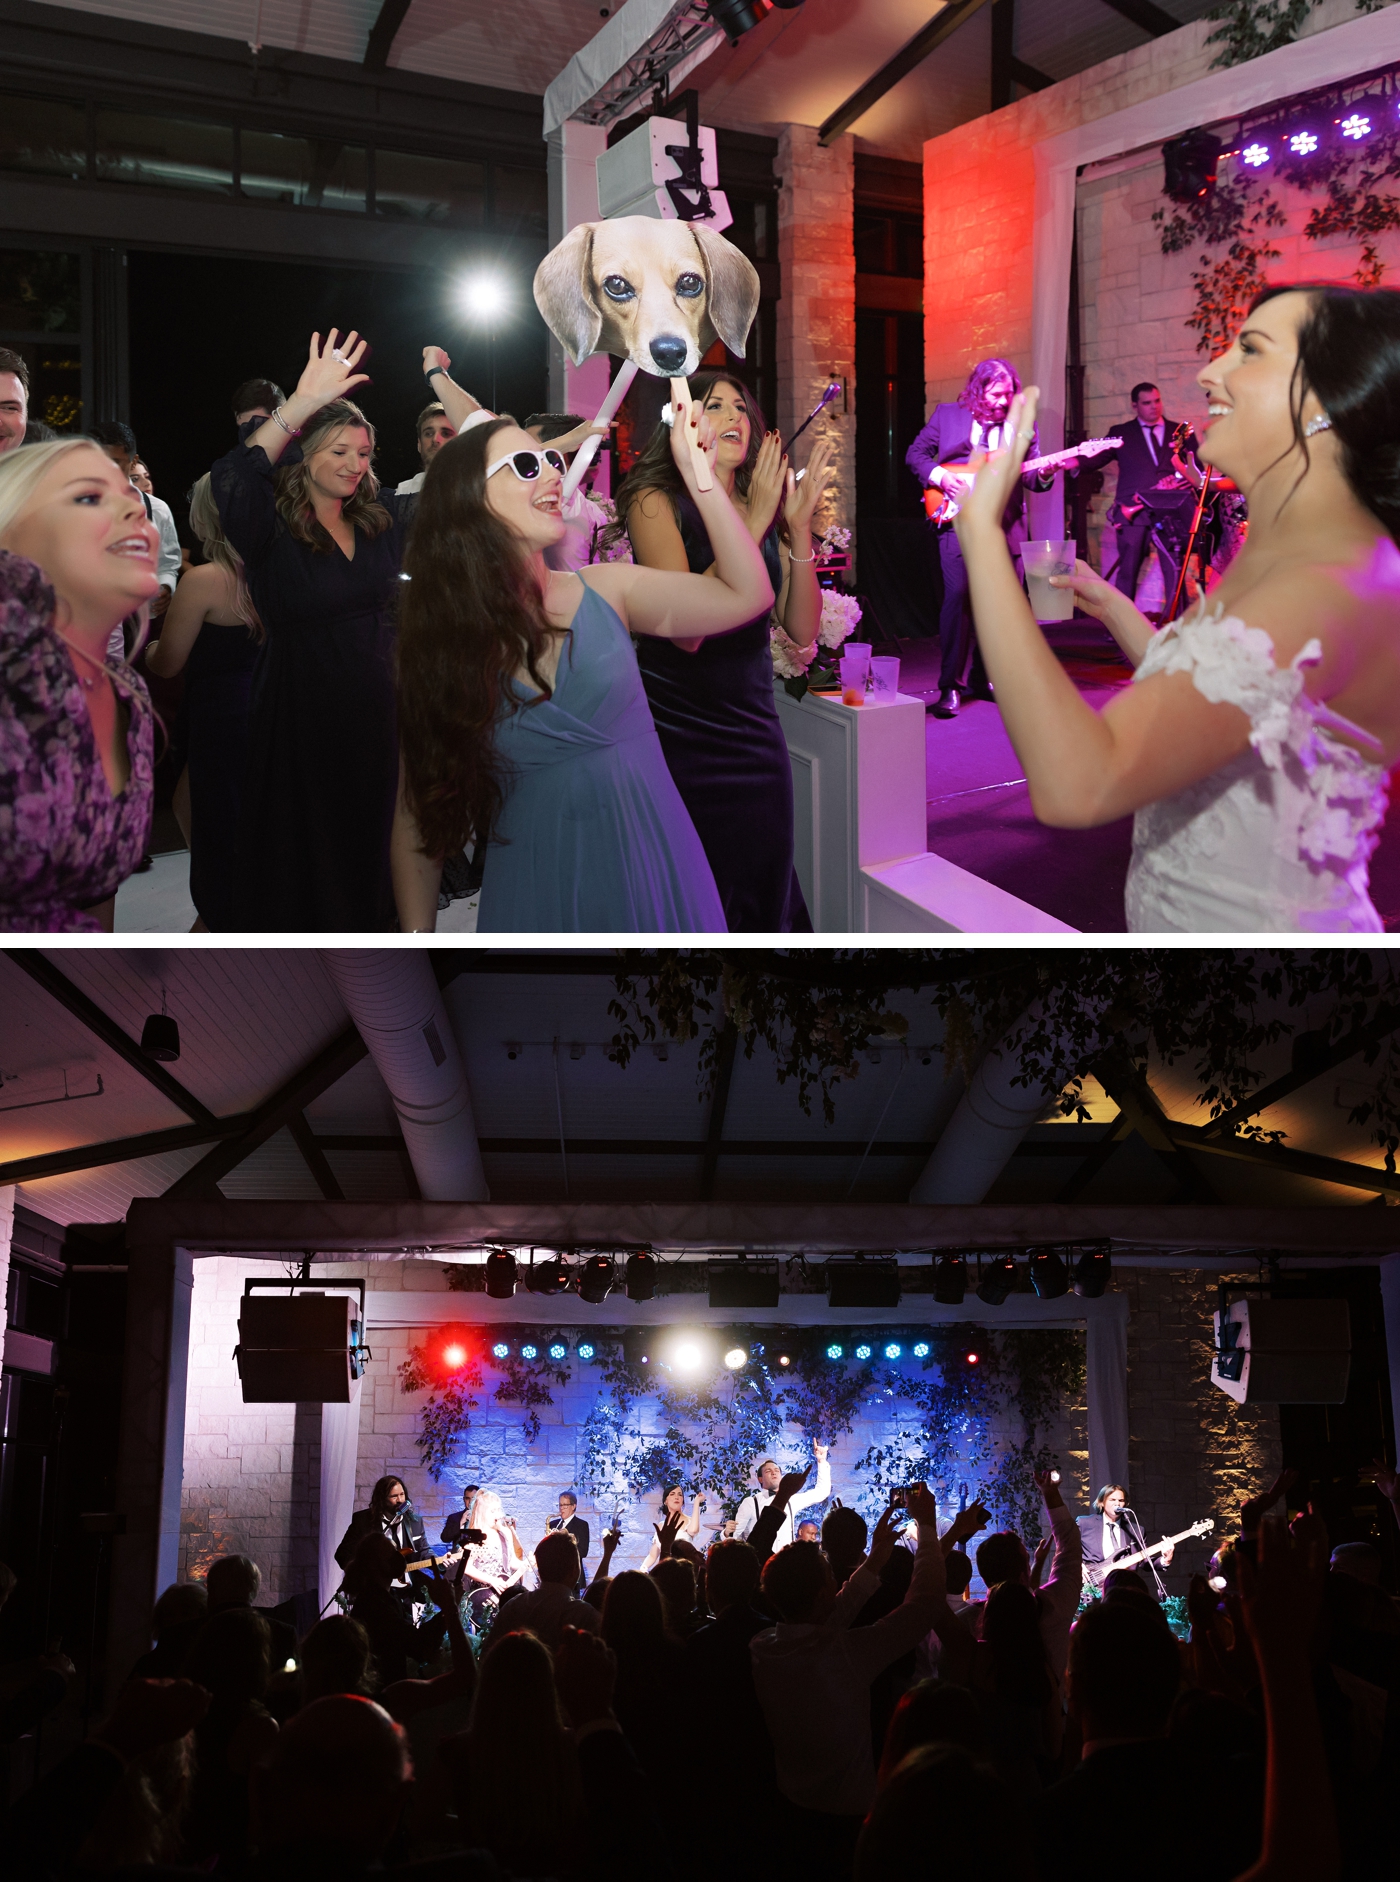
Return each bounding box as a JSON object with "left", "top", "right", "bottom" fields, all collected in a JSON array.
[
  {"left": 1211, "top": 1296, "right": 1350, "bottom": 1404},
  {"left": 236, "top": 1294, "right": 359, "bottom": 1402}
]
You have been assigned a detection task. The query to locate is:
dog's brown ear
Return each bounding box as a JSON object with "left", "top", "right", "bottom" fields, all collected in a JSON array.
[
  {"left": 533, "top": 224, "right": 602, "bottom": 366},
  {"left": 690, "top": 223, "right": 761, "bottom": 359}
]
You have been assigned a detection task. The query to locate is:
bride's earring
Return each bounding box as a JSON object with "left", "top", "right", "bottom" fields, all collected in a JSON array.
[{"left": 1304, "top": 413, "right": 1332, "bottom": 437}]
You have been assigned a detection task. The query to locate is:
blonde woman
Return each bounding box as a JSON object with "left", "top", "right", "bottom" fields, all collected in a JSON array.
[
  {"left": 0, "top": 437, "right": 159, "bottom": 930},
  {"left": 146, "top": 475, "right": 262, "bottom": 932},
  {"left": 210, "top": 328, "right": 415, "bottom": 932},
  {"left": 459, "top": 1490, "right": 528, "bottom": 1631}
]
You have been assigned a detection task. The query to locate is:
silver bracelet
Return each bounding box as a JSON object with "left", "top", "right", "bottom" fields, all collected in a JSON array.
[
  {"left": 788, "top": 549, "right": 816, "bottom": 563},
  {"left": 271, "top": 406, "right": 301, "bottom": 437}
]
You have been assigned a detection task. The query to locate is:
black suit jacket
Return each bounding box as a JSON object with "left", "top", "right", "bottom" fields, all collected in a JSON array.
[
  {"left": 1092, "top": 418, "right": 1196, "bottom": 509},
  {"left": 905, "top": 402, "right": 1052, "bottom": 541},
  {"left": 335, "top": 1504, "right": 427, "bottom": 1572}
]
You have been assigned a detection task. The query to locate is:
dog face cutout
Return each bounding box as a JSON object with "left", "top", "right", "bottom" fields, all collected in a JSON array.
[{"left": 533, "top": 215, "right": 760, "bottom": 377}]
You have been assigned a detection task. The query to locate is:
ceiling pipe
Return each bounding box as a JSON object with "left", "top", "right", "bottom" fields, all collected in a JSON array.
[
  {"left": 910, "top": 1007, "right": 1082, "bottom": 1204},
  {"left": 321, "top": 952, "right": 488, "bottom": 1202}
]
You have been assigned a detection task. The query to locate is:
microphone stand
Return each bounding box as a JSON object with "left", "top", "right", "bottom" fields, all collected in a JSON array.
[{"left": 1122, "top": 1506, "right": 1169, "bottom": 1602}]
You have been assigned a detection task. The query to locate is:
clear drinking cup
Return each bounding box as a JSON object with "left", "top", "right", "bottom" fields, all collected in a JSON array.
[
  {"left": 1022, "top": 541, "right": 1076, "bottom": 622},
  {"left": 839, "top": 652, "right": 867, "bottom": 705},
  {"left": 844, "top": 642, "right": 873, "bottom": 680},
  {"left": 870, "top": 656, "right": 901, "bottom": 699}
]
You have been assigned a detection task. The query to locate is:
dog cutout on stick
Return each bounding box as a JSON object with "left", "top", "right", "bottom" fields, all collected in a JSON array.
[{"left": 534, "top": 215, "right": 760, "bottom": 379}]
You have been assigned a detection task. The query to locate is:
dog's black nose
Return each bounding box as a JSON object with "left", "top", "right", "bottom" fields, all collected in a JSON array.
[{"left": 649, "top": 335, "right": 689, "bottom": 373}]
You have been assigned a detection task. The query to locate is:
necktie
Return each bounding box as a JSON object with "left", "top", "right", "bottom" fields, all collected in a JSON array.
[{"left": 1144, "top": 423, "right": 1158, "bottom": 465}]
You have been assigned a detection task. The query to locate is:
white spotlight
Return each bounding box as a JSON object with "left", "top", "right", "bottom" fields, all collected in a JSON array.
[
  {"left": 724, "top": 1346, "right": 748, "bottom": 1369},
  {"left": 674, "top": 1340, "right": 705, "bottom": 1373},
  {"left": 459, "top": 274, "right": 509, "bottom": 320}
]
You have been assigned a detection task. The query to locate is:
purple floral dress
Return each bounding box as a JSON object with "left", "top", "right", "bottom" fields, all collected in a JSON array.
[{"left": 0, "top": 549, "right": 154, "bottom": 931}]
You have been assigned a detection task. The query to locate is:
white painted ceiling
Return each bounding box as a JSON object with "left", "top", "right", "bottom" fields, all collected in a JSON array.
[
  {"left": 33, "top": 0, "right": 1218, "bottom": 160},
  {"left": 2, "top": 947, "right": 1397, "bottom": 1230}
]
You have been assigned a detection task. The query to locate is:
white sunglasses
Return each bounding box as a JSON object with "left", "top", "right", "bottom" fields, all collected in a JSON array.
[{"left": 485, "top": 447, "right": 567, "bottom": 483}]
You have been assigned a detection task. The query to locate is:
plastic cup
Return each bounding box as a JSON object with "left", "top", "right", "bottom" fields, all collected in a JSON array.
[
  {"left": 844, "top": 642, "right": 873, "bottom": 682},
  {"left": 1022, "top": 540, "right": 1076, "bottom": 622},
  {"left": 870, "top": 656, "right": 900, "bottom": 699},
  {"left": 839, "top": 652, "right": 866, "bottom": 705}
]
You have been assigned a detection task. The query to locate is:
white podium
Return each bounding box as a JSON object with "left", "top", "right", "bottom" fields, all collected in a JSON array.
[{"left": 775, "top": 685, "right": 1076, "bottom": 934}]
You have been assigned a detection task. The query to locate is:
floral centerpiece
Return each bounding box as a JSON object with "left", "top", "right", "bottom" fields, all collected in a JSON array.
[{"left": 772, "top": 525, "right": 860, "bottom": 699}]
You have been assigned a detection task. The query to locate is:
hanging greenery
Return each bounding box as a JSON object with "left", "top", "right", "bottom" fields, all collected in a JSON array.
[
  {"left": 608, "top": 950, "right": 1400, "bottom": 1164},
  {"left": 399, "top": 1321, "right": 1085, "bottom": 1541},
  {"left": 1155, "top": 66, "right": 1400, "bottom": 349},
  {"left": 1203, "top": 0, "right": 1316, "bottom": 69}
]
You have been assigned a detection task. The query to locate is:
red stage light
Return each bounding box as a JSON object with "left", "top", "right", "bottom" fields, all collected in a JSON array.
[
  {"left": 965, "top": 1350, "right": 980, "bottom": 1365},
  {"left": 443, "top": 1343, "right": 467, "bottom": 1369}
]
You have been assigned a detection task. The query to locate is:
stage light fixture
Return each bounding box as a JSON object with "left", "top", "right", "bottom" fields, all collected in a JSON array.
[
  {"left": 520, "top": 1342, "right": 539, "bottom": 1360},
  {"left": 1029, "top": 1248, "right": 1070, "bottom": 1300},
  {"left": 706, "top": 0, "right": 764, "bottom": 39},
  {"left": 547, "top": 1340, "right": 568, "bottom": 1360},
  {"left": 855, "top": 1342, "right": 873, "bottom": 1361},
  {"left": 777, "top": 1352, "right": 791, "bottom": 1367},
  {"left": 933, "top": 1254, "right": 967, "bottom": 1305},
  {"left": 1285, "top": 124, "right": 1322, "bottom": 158},
  {"left": 1240, "top": 139, "right": 1271, "bottom": 168},
  {"left": 825, "top": 1342, "right": 844, "bottom": 1360},
  {"left": 490, "top": 1340, "right": 511, "bottom": 1360},
  {"left": 622, "top": 1328, "right": 651, "bottom": 1367},
  {"left": 883, "top": 1341, "right": 902, "bottom": 1360},
  {"left": 826, "top": 1257, "right": 901, "bottom": 1309},
  {"left": 625, "top": 1251, "right": 658, "bottom": 1301},
  {"left": 459, "top": 272, "right": 509, "bottom": 319},
  {"left": 529, "top": 1255, "right": 572, "bottom": 1295},
  {"left": 485, "top": 1251, "right": 517, "bottom": 1300},
  {"left": 1340, "top": 110, "right": 1372, "bottom": 141},
  {"left": 579, "top": 1255, "right": 615, "bottom": 1304},
  {"left": 1162, "top": 126, "right": 1221, "bottom": 202},
  {"left": 977, "top": 1255, "right": 1019, "bottom": 1306},
  {"left": 672, "top": 1335, "right": 707, "bottom": 1374},
  {"left": 1073, "top": 1245, "right": 1112, "bottom": 1299},
  {"left": 577, "top": 1341, "right": 597, "bottom": 1361},
  {"left": 913, "top": 1341, "right": 930, "bottom": 1359},
  {"left": 442, "top": 1342, "right": 467, "bottom": 1369},
  {"left": 724, "top": 1346, "right": 748, "bottom": 1369},
  {"left": 965, "top": 1347, "right": 981, "bottom": 1366},
  {"left": 140, "top": 1012, "right": 180, "bottom": 1062}
]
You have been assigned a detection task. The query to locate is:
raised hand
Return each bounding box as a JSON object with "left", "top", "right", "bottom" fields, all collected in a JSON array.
[
  {"left": 905, "top": 1483, "right": 941, "bottom": 1529},
  {"left": 1236, "top": 1506, "right": 1328, "bottom": 1660},
  {"left": 293, "top": 329, "right": 371, "bottom": 412},
  {"left": 783, "top": 436, "right": 836, "bottom": 540},
  {"left": 668, "top": 377, "right": 717, "bottom": 494},
  {"left": 868, "top": 1505, "right": 904, "bottom": 1573},
  {"left": 774, "top": 1463, "right": 812, "bottom": 1510},
  {"left": 1049, "top": 558, "right": 1127, "bottom": 624},
  {"left": 745, "top": 430, "right": 788, "bottom": 537},
  {"left": 952, "top": 387, "right": 1039, "bottom": 542},
  {"left": 657, "top": 1510, "right": 684, "bottom": 1559},
  {"left": 812, "top": 1439, "right": 829, "bottom": 1463},
  {"left": 423, "top": 344, "right": 451, "bottom": 377},
  {"left": 1242, "top": 1469, "right": 1298, "bottom": 1538},
  {"left": 1030, "top": 1535, "right": 1053, "bottom": 1588},
  {"left": 946, "top": 1498, "right": 991, "bottom": 1542}
]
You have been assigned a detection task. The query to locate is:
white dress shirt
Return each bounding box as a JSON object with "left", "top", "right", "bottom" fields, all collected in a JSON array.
[{"left": 732, "top": 1456, "right": 831, "bottom": 1552}]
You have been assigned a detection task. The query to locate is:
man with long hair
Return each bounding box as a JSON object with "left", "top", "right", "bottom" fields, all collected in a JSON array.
[
  {"left": 335, "top": 1476, "right": 429, "bottom": 1617},
  {"left": 907, "top": 357, "right": 1054, "bottom": 718}
]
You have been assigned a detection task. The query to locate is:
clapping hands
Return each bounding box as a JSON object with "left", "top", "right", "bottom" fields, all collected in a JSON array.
[
  {"left": 783, "top": 437, "right": 836, "bottom": 541},
  {"left": 668, "top": 378, "right": 717, "bottom": 494}
]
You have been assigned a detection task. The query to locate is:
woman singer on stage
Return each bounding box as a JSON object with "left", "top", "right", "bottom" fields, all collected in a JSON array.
[
  {"left": 457, "top": 1489, "right": 528, "bottom": 1631},
  {"left": 391, "top": 364, "right": 775, "bottom": 933},
  {"left": 618, "top": 373, "right": 834, "bottom": 931},
  {"left": 951, "top": 285, "right": 1400, "bottom": 933},
  {"left": 641, "top": 1484, "right": 705, "bottom": 1569}
]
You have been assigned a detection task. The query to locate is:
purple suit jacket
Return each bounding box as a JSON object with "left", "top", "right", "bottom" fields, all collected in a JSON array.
[{"left": 905, "top": 401, "right": 1052, "bottom": 541}]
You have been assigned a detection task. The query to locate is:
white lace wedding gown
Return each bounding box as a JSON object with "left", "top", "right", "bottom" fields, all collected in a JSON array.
[{"left": 1125, "top": 605, "right": 1389, "bottom": 932}]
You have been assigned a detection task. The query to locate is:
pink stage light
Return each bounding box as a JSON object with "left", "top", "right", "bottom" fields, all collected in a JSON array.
[
  {"left": 1288, "top": 129, "right": 1320, "bottom": 156},
  {"left": 1241, "top": 142, "right": 1271, "bottom": 168},
  {"left": 1339, "top": 112, "right": 1372, "bottom": 140}
]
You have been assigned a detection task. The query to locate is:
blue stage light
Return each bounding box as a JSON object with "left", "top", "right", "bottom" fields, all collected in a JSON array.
[
  {"left": 1340, "top": 110, "right": 1373, "bottom": 140},
  {"left": 855, "top": 1342, "right": 873, "bottom": 1361},
  {"left": 577, "top": 1341, "right": 597, "bottom": 1361},
  {"left": 521, "top": 1342, "right": 539, "bottom": 1360},
  {"left": 884, "top": 1341, "right": 902, "bottom": 1360},
  {"left": 1241, "top": 140, "right": 1270, "bottom": 168},
  {"left": 826, "top": 1342, "right": 844, "bottom": 1360},
  {"left": 913, "top": 1341, "right": 930, "bottom": 1358},
  {"left": 1287, "top": 127, "right": 1320, "bottom": 156},
  {"left": 491, "top": 1340, "right": 511, "bottom": 1359}
]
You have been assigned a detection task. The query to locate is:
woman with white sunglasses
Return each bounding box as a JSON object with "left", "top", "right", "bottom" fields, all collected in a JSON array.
[{"left": 391, "top": 366, "right": 773, "bottom": 932}]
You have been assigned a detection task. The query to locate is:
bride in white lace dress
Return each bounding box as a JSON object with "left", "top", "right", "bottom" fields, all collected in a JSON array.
[{"left": 954, "top": 285, "right": 1400, "bottom": 932}]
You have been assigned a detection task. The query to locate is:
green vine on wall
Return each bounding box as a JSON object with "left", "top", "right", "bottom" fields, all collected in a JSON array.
[
  {"left": 400, "top": 1322, "right": 1086, "bottom": 1540},
  {"left": 1204, "top": 0, "right": 1316, "bottom": 70}
]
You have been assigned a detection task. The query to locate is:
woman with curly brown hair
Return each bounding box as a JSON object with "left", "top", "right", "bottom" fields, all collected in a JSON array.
[
  {"left": 390, "top": 371, "right": 773, "bottom": 932},
  {"left": 211, "top": 329, "right": 411, "bottom": 931}
]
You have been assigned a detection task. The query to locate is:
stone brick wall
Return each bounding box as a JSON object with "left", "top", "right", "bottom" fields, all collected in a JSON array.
[
  {"left": 1120, "top": 1268, "right": 1281, "bottom": 1596},
  {"left": 775, "top": 124, "right": 855, "bottom": 551}
]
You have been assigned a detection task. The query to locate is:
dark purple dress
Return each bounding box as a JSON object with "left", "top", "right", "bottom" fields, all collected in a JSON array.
[
  {"left": 633, "top": 493, "right": 811, "bottom": 933},
  {"left": 210, "top": 442, "right": 410, "bottom": 932},
  {"left": 0, "top": 550, "right": 154, "bottom": 931}
]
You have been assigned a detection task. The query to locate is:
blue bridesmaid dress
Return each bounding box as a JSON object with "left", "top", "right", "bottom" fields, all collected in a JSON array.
[{"left": 477, "top": 576, "right": 726, "bottom": 933}]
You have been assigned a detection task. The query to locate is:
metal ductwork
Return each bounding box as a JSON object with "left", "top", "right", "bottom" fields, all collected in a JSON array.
[
  {"left": 911, "top": 1009, "right": 1066, "bottom": 1205},
  {"left": 321, "top": 952, "right": 488, "bottom": 1201}
]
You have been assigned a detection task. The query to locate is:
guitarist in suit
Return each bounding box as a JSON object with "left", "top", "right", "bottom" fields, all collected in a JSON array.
[
  {"left": 1088, "top": 383, "right": 1198, "bottom": 605},
  {"left": 336, "top": 1474, "right": 432, "bottom": 1615},
  {"left": 906, "top": 357, "right": 1057, "bottom": 719},
  {"left": 546, "top": 1491, "right": 591, "bottom": 1591},
  {"left": 1077, "top": 1483, "right": 1173, "bottom": 1583}
]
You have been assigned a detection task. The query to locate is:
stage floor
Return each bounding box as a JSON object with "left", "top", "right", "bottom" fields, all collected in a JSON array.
[{"left": 894, "top": 621, "right": 1400, "bottom": 934}]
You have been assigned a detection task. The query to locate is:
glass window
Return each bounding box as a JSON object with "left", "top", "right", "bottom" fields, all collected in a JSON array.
[
  {"left": 375, "top": 148, "right": 484, "bottom": 224},
  {"left": 492, "top": 164, "right": 548, "bottom": 236},
  {"left": 0, "top": 95, "right": 87, "bottom": 181},
  {"left": 94, "top": 110, "right": 233, "bottom": 195},
  {"left": 240, "top": 131, "right": 367, "bottom": 211},
  {"left": 0, "top": 250, "right": 82, "bottom": 335}
]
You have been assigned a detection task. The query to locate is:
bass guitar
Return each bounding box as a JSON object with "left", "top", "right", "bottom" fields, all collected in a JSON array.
[
  {"left": 1083, "top": 1516, "right": 1213, "bottom": 1591},
  {"left": 923, "top": 436, "right": 1122, "bottom": 525}
]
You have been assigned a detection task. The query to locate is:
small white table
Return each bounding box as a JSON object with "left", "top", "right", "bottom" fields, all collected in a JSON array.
[{"left": 775, "top": 684, "right": 1076, "bottom": 934}]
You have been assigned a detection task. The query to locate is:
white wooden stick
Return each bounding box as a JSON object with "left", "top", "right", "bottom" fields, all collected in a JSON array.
[{"left": 560, "top": 359, "right": 639, "bottom": 500}]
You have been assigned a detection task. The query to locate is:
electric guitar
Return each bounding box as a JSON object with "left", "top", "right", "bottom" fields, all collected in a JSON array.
[
  {"left": 1083, "top": 1516, "right": 1213, "bottom": 1590},
  {"left": 923, "top": 436, "right": 1123, "bottom": 524}
]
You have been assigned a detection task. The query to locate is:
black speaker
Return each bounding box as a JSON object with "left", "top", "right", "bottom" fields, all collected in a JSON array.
[
  {"left": 236, "top": 1294, "right": 358, "bottom": 1402},
  {"left": 708, "top": 1258, "right": 780, "bottom": 1308},
  {"left": 826, "top": 1258, "right": 901, "bottom": 1308},
  {"left": 1211, "top": 1297, "right": 1351, "bottom": 1403}
]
